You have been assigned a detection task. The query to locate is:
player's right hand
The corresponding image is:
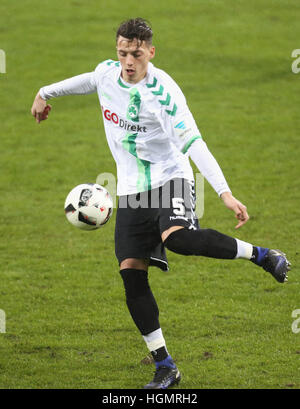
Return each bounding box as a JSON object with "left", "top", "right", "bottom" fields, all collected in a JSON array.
[
  {"left": 220, "top": 192, "right": 249, "bottom": 229},
  {"left": 31, "top": 92, "right": 52, "bottom": 123}
]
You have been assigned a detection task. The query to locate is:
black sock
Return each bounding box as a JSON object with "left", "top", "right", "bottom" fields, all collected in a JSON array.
[
  {"left": 120, "top": 268, "right": 160, "bottom": 335},
  {"left": 151, "top": 346, "right": 169, "bottom": 362},
  {"left": 251, "top": 246, "right": 259, "bottom": 262}
]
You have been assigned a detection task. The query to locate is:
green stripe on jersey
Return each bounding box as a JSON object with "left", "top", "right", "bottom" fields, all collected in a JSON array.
[
  {"left": 181, "top": 135, "right": 202, "bottom": 153},
  {"left": 122, "top": 132, "right": 138, "bottom": 156},
  {"left": 122, "top": 88, "right": 151, "bottom": 191},
  {"left": 122, "top": 132, "right": 151, "bottom": 191},
  {"left": 137, "top": 158, "right": 151, "bottom": 192}
]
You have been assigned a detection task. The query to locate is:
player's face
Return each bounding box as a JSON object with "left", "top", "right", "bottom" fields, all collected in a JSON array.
[{"left": 116, "top": 36, "right": 155, "bottom": 84}]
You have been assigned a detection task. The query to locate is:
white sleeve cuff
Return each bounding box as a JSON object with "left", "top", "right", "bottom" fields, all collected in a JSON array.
[{"left": 39, "top": 88, "right": 47, "bottom": 101}]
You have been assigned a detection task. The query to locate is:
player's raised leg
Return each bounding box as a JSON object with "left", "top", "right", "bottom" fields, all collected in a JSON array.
[{"left": 163, "top": 227, "right": 291, "bottom": 283}]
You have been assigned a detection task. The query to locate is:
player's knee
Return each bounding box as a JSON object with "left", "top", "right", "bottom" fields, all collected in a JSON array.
[
  {"left": 164, "top": 227, "right": 220, "bottom": 254},
  {"left": 120, "top": 268, "right": 150, "bottom": 299},
  {"left": 164, "top": 228, "right": 192, "bottom": 255},
  {"left": 161, "top": 225, "right": 184, "bottom": 242}
]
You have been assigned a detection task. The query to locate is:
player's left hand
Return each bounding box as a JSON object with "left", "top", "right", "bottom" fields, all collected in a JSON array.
[{"left": 220, "top": 192, "right": 249, "bottom": 229}]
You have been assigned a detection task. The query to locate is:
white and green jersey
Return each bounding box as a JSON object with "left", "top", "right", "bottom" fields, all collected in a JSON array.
[
  {"left": 40, "top": 60, "right": 230, "bottom": 196},
  {"left": 40, "top": 60, "right": 201, "bottom": 195},
  {"left": 94, "top": 60, "right": 201, "bottom": 195}
]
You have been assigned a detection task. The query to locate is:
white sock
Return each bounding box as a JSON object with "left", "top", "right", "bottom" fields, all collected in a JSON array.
[
  {"left": 235, "top": 238, "right": 253, "bottom": 259},
  {"left": 142, "top": 328, "right": 167, "bottom": 352}
]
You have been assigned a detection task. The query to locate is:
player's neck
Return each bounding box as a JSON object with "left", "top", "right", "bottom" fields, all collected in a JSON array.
[
  {"left": 120, "top": 73, "right": 148, "bottom": 87},
  {"left": 121, "top": 68, "right": 149, "bottom": 85}
]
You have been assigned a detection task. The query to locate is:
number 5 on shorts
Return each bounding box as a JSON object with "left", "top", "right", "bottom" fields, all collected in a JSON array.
[{"left": 172, "top": 197, "right": 185, "bottom": 216}]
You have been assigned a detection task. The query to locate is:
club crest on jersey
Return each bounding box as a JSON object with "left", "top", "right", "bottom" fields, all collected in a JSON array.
[
  {"left": 126, "top": 88, "right": 141, "bottom": 123},
  {"left": 127, "top": 104, "right": 139, "bottom": 120}
]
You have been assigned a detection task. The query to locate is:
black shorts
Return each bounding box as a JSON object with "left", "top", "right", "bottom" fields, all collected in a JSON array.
[{"left": 115, "top": 178, "right": 200, "bottom": 271}]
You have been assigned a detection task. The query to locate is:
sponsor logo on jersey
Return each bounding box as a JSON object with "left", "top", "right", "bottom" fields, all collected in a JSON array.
[{"left": 101, "top": 106, "right": 147, "bottom": 133}]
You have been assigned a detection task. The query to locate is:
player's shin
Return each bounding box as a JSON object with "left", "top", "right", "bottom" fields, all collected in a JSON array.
[
  {"left": 120, "top": 268, "right": 160, "bottom": 334},
  {"left": 119, "top": 268, "right": 173, "bottom": 366}
]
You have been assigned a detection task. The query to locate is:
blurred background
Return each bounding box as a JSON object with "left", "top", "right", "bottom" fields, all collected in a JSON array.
[{"left": 0, "top": 0, "right": 299, "bottom": 389}]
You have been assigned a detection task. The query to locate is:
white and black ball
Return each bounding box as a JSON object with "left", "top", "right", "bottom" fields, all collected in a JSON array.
[{"left": 64, "top": 183, "right": 113, "bottom": 230}]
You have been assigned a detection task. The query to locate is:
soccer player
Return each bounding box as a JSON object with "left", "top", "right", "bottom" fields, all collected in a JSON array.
[{"left": 31, "top": 18, "right": 290, "bottom": 389}]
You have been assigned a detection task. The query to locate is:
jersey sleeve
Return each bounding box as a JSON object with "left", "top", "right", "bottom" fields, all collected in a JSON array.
[
  {"left": 39, "top": 72, "right": 97, "bottom": 100},
  {"left": 188, "top": 138, "right": 231, "bottom": 196},
  {"left": 39, "top": 59, "right": 119, "bottom": 100}
]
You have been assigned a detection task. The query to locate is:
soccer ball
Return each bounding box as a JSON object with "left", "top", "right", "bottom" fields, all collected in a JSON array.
[{"left": 64, "top": 183, "right": 113, "bottom": 230}]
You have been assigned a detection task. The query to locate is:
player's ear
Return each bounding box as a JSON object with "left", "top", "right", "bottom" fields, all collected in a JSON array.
[{"left": 149, "top": 46, "right": 155, "bottom": 60}]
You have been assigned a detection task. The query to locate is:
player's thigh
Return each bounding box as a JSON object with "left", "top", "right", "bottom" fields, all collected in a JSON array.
[
  {"left": 120, "top": 258, "right": 150, "bottom": 271},
  {"left": 115, "top": 194, "right": 161, "bottom": 268},
  {"left": 161, "top": 225, "right": 184, "bottom": 242}
]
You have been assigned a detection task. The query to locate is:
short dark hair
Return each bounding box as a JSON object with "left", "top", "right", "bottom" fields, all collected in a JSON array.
[{"left": 116, "top": 18, "right": 153, "bottom": 45}]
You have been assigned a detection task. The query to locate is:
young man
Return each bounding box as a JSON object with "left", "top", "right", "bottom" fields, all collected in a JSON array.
[{"left": 31, "top": 18, "right": 290, "bottom": 389}]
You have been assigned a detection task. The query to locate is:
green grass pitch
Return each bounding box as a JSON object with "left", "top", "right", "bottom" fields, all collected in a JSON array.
[{"left": 0, "top": 0, "right": 300, "bottom": 389}]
